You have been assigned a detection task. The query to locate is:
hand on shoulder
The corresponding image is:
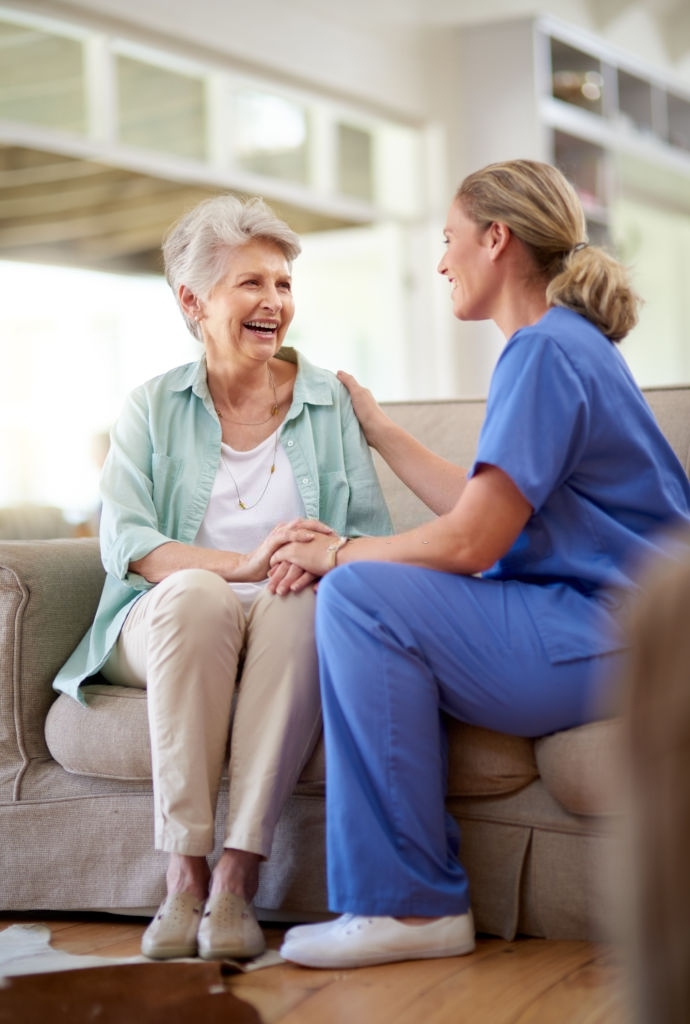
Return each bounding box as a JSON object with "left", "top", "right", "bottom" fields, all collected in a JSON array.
[{"left": 337, "top": 370, "right": 389, "bottom": 448}]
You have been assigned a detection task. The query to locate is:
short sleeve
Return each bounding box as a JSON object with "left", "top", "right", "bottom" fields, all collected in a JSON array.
[{"left": 472, "top": 328, "right": 591, "bottom": 512}]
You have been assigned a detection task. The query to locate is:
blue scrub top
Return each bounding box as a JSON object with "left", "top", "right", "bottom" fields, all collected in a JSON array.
[{"left": 471, "top": 306, "right": 690, "bottom": 663}]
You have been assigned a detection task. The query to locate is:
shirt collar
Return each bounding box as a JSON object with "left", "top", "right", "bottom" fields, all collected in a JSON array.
[{"left": 169, "top": 347, "right": 334, "bottom": 413}]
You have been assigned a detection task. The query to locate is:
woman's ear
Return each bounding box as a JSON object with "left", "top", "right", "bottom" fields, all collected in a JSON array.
[
  {"left": 487, "top": 221, "right": 512, "bottom": 260},
  {"left": 179, "top": 284, "right": 201, "bottom": 319}
]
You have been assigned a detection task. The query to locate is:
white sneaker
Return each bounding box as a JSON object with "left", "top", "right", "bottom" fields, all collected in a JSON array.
[
  {"left": 280, "top": 910, "right": 475, "bottom": 969},
  {"left": 281, "top": 914, "right": 347, "bottom": 946}
]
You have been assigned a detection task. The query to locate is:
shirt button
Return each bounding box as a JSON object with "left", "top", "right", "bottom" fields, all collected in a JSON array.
[
  {"left": 286, "top": 440, "right": 294, "bottom": 447},
  {"left": 302, "top": 477, "right": 309, "bottom": 485}
]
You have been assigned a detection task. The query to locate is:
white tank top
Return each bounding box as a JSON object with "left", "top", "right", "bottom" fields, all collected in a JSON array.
[{"left": 194, "top": 429, "right": 304, "bottom": 611}]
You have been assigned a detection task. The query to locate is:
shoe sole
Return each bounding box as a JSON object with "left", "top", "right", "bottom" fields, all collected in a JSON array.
[
  {"left": 281, "top": 936, "right": 476, "bottom": 969},
  {"left": 198, "top": 940, "right": 266, "bottom": 960}
]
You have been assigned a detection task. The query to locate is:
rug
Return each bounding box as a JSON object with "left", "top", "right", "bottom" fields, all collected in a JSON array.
[
  {"left": 0, "top": 924, "right": 282, "bottom": 977},
  {"left": 0, "top": 960, "right": 262, "bottom": 1023},
  {"left": 0, "top": 925, "right": 276, "bottom": 1023}
]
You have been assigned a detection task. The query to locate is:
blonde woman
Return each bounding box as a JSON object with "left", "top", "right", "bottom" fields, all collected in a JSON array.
[{"left": 273, "top": 160, "right": 690, "bottom": 969}]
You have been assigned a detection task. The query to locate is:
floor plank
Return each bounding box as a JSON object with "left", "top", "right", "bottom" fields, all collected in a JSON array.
[{"left": 0, "top": 914, "right": 626, "bottom": 1023}]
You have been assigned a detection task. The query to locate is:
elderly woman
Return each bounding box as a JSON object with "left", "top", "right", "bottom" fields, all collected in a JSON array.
[
  {"left": 53, "top": 195, "right": 392, "bottom": 961},
  {"left": 272, "top": 160, "right": 690, "bottom": 968}
]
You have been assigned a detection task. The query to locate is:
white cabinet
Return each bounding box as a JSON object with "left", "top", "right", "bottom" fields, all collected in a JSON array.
[
  {"left": 457, "top": 16, "right": 690, "bottom": 245},
  {"left": 456, "top": 16, "right": 690, "bottom": 386}
]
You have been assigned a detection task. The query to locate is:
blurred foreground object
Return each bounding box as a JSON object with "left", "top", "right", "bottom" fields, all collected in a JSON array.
[{"left": 620, "top": 532, "right": 690, "bottom": 1024}]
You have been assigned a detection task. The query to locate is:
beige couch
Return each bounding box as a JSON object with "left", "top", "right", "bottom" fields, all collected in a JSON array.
[{"left": 2, "top": 387, "right": 689, "bottom": 939}]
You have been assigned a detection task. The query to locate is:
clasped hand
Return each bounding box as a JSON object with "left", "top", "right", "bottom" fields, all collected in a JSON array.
[{"left": 262, "top": 517, "right": 337, "bottom": 595}]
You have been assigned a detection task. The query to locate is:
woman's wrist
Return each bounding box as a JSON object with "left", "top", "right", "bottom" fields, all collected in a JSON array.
[
  {"left": 326, "top": 535, "right": 350, "bottom": 570},
  {"left": 363, "top": 410, "right": 396, "bottom": 453}
]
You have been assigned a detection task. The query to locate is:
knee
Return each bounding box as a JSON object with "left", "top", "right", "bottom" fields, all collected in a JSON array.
[
  {"left": 248, "top": 586, "right": 318, "bottom": 662},
  {"left": 251, "top": 584, "right": 316, "bottom": 627},
  {"left": 316, "top": 563, "right": 374, "bottom": 621},
  {"left": 148, "top": 569, "right": 244, "bottom": 637}
]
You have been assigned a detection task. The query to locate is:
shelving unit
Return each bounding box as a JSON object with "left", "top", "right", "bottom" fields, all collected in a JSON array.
[
  {"left": 455, "top": 15, "right": 690, "bottom": 387},
  {"left": 458, "top": 15, "right": 690, "bottom": 247}
]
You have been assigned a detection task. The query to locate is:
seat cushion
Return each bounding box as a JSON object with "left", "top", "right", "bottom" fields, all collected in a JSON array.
[
  {"left": 46, "top": 684, "right": 152, "bottom": 781},
  {"left": 447, "top": 721, "right": 538, "bottom": 797},
  {"left": 534, "top": 718, "right": 621, "bottom": 816},
  {"left": 46, "top": 683, "right": 328, "bottom": 785},
  {"left": 46, "top": 684, "right": 540, "bottom": 801}
]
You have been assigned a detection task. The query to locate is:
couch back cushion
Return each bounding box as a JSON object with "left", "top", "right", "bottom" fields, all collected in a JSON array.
[
  {"left": 643, "top": 386, "right": 690, "bottom": 476},
  {"left": 377, "top": 398, "right": 486, "bottom": 531},
  {"left": 377, "top": 388, "right": 690, "bottom": 531},
  {"left": 0, "top": 538, "right": 104, "bottom": 799}
]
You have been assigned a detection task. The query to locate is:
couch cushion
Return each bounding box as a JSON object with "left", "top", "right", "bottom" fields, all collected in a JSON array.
[
  {"left": 46, "top": 684, "right": 152, "bottom": 781},
  {"left": 301, "top": 721, "right": 539, "bottom": 797},
  {"left": 47, "top": 683, "right": 329, "bottom": 785},
  {"left": 46, "top": 684, "right": 539, "bottom": 800},
  {"left": 534, "top": 718, "right": 621, "bottom": 816},
  {"left": 447, "top": 721, "right": 538, "bottom": 797}
]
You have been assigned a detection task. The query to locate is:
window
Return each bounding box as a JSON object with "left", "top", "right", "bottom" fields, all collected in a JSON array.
[
  {"left": 336, "top": 123, "right": 374, "bottom": 201},
  {"left": 232, "top": 90, "right": 310, "bottom": 185},
  {"left": 0, "top": 16, "right": 85, "bottom": 133},
  {"left": 117, "top": 54, "right": 206, "bottom": 160}
]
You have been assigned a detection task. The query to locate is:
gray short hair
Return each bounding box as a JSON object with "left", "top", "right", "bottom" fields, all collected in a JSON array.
[{"left": 162, "top": 194, "right": 302, "bottom": 340}]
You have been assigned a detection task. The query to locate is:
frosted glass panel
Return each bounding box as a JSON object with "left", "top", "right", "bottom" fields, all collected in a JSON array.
[
  {"left": 336, "top": 123, "right": 374, "bottom": 201},
  {"left": 233, "top": 90, "right": 309, "bottom": 184},
  {"left": 0, "top": 19, "right": 85, "bottom": 133},
  {"left": 117, "top": 56, "right": 206, "bottom": 160}
]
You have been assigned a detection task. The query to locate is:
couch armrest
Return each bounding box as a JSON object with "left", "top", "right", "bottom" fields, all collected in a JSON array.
[{"left": 0, "top": 538, "right": 104, "bottom": 798}]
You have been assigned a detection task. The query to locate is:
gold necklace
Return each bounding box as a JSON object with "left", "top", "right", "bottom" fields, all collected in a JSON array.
[
  {"left": 221, "top": 429, "right": 280, "bottom": 511},
  {"left": 216, "top": 364, "right": 279, "bottom": 426}
]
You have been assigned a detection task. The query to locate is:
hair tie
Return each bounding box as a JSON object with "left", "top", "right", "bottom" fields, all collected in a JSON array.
[{"left": 572, "top": 241, "right": 589, "bottom": 253}]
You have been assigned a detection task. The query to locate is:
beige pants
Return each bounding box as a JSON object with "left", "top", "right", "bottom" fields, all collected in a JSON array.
[{"left": 102, "top": 569, "right": 321, "bottom": 858}]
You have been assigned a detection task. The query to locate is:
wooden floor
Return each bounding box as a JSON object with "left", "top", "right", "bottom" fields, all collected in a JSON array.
[{"left": 0, "top": 913, "right": 628, "bottom": 1023}]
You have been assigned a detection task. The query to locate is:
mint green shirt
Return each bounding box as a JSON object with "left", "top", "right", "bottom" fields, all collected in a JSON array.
[{"left": 54, "top": 347, "right": 392, "bottom": 704}]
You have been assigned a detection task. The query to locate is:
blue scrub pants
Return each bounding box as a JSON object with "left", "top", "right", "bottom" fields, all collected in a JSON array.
[{"left": 315, "top": 561, "right": 622, "bottom": 917}]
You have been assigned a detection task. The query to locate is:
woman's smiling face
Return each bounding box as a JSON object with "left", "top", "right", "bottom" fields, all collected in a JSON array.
[
  {"left": 200, "top": 238, "right": 295, "bottom": 363},
  {"left": 437, "top": 200, "right": 495, "bottom": 323}
]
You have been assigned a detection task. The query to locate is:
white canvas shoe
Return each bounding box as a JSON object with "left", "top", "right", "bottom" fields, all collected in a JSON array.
[
  {"left": 197, "top": 892, "right": 266, "bottom": 960},
  {"left": 281, "top": 914, "right": 345, "bottom": 946},
  {"left": 141, "top": 893, "right": 205, "bottom": 960},
  {"left": 280, "top": 910, "right": 475, "bottom": 969}
]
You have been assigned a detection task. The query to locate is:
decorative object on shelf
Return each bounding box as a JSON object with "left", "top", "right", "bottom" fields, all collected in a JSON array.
[{"left": 552, "top": 69, "right": 604, "bottom": 112}]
